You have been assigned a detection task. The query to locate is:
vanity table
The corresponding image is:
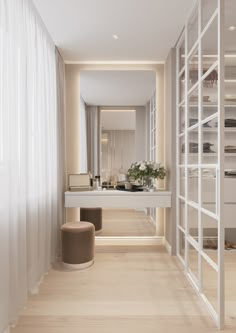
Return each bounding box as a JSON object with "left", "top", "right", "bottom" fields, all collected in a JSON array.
[
  {"left": 65, "top": 189, "right": 171, "bottom": 246},
  {"left": 65, "top": 189, "right": 171, "bottom": 209}
]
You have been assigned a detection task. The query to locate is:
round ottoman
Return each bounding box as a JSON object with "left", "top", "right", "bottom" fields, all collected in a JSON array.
[
  {"left": 80, "top": 207, "right": 102, "bottom": 234},
  {"left": 61, "top": 222, "right": 95, "bottom": 269}
]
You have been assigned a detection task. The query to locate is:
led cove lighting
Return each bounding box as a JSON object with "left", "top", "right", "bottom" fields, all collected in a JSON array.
[
  {"left": 101, "top": 110, "right": 136, "bottom": 112},
  {"left": 112, "top": 34, "right": 119, "bottom": 40},
  {"left": 229, "top": 26, "right": 236, "bottom": 31}
]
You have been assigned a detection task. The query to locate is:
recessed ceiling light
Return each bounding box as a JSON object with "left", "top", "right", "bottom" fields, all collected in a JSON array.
[
  {"left": 229, "top": 26, "right": 236, "bottom": 31},
  {"left": 112, "top": 34, "right": 119, "bottom": 40}
]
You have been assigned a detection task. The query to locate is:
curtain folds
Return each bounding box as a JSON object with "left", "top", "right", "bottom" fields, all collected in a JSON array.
[
  {"left": 53, "top": 48, "right": 66, "bottom": 262},
  {"left": 86, "top": 106, "right": 101, "bottom": 177},
  {"left": 0, "top": 1, "right": 65, "bottom": 332}
]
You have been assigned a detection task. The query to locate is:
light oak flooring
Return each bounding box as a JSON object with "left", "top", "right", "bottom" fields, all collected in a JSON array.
[
  {"left": 99, "top": 209, "right": 156, "bottom": 236},
  {"left": 10, "top": 209, "right": 236, "bottom": 332},
  {"left": 10, "top": 245, "right": 236, "bottom": 333}
]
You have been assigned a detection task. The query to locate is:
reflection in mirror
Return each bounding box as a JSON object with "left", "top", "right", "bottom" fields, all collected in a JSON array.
[
  {"left": 101, "top": 109, "right": 136, "bottom": 187},
  {"left": 80, "top": 70, "right": 157, "bottom": 237}
]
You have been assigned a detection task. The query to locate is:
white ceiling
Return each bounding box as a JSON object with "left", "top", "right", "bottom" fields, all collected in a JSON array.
[
  {"left": 101, "top": 110, "right": 136, "bottom": 130},
  {"left": 80, "top": 70, "right": 156, "bottom": 106},
  {"left": 32, "top": 0, "right": 194, "bottom": 62}
]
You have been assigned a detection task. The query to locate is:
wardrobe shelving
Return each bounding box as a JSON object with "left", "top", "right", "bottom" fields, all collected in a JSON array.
[{"left": 176, "top": 0, "right": 236, "bottom": 328}]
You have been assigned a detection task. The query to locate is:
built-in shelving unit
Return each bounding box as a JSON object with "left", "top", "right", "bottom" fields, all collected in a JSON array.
[
  {"left": 175, "top": 0, "right": 236, "bottom": 329},
  {"left": 186, "top": 128, "right": 236, "bottom": 132}
]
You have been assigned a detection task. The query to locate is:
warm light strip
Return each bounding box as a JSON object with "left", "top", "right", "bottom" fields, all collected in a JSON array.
[
  {"left": 64, "top": 60, "right": 165, "bottom": 64},
  {"left": 101, "top": 138, "right": 108, "bottom": 143},
  {"left": 101, "top": 109, "right": 136, "bottom": 112}
]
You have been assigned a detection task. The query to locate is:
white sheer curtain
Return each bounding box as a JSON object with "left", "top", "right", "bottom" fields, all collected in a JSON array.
[
  {"left": 79, "top": 97, "right": 88, "bottom": 173},
  {"left": 53, "top": 48, "right": 66, "bottom": 263},
  {"left": 0, "top": 1, "right": 64, "bottom": 332}
]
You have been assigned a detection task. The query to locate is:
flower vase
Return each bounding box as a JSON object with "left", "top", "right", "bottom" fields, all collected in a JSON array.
[{"left": 143, "top": 177, "right": 155, "bottom": 191}]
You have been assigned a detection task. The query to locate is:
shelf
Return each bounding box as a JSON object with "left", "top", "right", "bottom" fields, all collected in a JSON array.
[
  {"left": 187, "top": 128, "right": 236, "bottom": 132},
  {"left": 188, "top": 104, "right": 217, "bottom": 107},
  {"left": 185, "top": 153, "right": 236, "bottom": 157},
  {"left": 188, "top": 104, "right": 236, "bottom": 107},
  {"left": 225, "top": 80, "right": 236, "bottom": 83},
  {"left": 225, "top": 128, "right": 236, "bottom": 132},
  {"left": 180, "top": 103, "right": 236, "bottom": 108},
  {"left": 188, "top": 153, "right": 216, "bottom": 156},
  {"left": 180, "top": 176, "right": 236, "bottom": 180}
]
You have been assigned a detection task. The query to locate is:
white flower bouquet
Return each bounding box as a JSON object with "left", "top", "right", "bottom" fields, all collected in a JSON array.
[{"left": 127, "top": 161, "right": 166, "bottom": 182}]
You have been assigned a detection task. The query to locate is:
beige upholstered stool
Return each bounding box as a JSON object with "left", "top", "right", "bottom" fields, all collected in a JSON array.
[
  {"left": 80, "top": 207, "right": 102, "bottom": 234},
  {"left": 61, "top": 222, "right": 95, "bottom": 269}
]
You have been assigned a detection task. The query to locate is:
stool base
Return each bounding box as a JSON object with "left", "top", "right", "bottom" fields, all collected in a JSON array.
[{"left": 62, "top": 259, "right": 94, "bottom": 270}]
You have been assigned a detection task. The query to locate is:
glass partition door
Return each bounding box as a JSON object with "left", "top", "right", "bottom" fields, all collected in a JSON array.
[{"left": 176, "top": 0, "right": 224, "bottom": 329}]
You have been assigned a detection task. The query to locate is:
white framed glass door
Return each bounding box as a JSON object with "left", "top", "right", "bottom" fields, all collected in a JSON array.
[{"left": 176, "top": 0, "right": 225, "bottom": 328}]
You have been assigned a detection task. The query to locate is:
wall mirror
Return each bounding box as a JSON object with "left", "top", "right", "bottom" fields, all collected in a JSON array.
[
  {"left": 79, "top": 69, "right": 158, "bottom": 236},
  {"left": 80, "top": 70, "right": 156, "bottom": 185}
]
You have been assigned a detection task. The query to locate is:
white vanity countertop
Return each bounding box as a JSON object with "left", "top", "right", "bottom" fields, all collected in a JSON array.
[
  {"left": 65, "top": 190, "right": 171, "bottom": 208},
  {"left": 65, "top": 189, "right": 171, "bottom": 196}
]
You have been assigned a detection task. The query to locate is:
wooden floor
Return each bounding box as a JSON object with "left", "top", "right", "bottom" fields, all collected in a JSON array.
[
  {"left": 10, "top": 246, "right": 236, "bottom": 333},
  {"left": 10, "top": 210, "right": 236, "bottom": 332},
  {"left": 99, "top": 209, "right": 156, "bottom": 236}
]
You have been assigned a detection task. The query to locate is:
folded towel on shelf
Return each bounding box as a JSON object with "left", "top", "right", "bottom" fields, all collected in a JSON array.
[
  {"left": 188, "top": 168, "right": 215, "bottom": 178},
  {"left": 189, "top": 142, "right": 198, "bottom": 153},
  {"left": 225, "top": 119, "right": 236, "bottom": 127},
  {"left": 225, "top": 145, "right": 236, "bottom": 153},
  {"left": 189, "top": 95, "right": 198, "bottom": 102},
  {"left": 202, "top": 169, "right": 215, "bottom": 177},
  {"left": 203, "top": 142, "right": 215, "bottom": 153},
  {"left": 188, "top": 168, "right": 198, "bottom": 177},
  {"left": 189, "top": 118, "right": 198, "bottom": 126},
  {"left": 214, "top": 119, "right": 236, "bottom": 128},
  {"left": 203, "top": 121, "right": 211, "bottom": 128},
  {"left": 225, "top": 169, "right": 236, "bottom": 177},
  {"left": 183, "top": 119, "right": 212, "bottom": 128},
  {"left": 182, "top": 142, "right": 215, "bottom": 153}
]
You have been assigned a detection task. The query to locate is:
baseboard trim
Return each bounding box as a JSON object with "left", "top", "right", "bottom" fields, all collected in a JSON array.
[
  {"left": 29, "top": 270, "right": 50, "bottom": 295},
  {"left": 95, "top": 236, "right": 164, "bottom": 246},
  {"left": 164, "top": 238, "right": 172, "bottom": 255}
]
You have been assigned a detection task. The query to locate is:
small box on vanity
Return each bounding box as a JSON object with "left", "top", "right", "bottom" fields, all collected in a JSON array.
[{"left": 68, "top": 174, "right": 91, "bottom": 191}]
